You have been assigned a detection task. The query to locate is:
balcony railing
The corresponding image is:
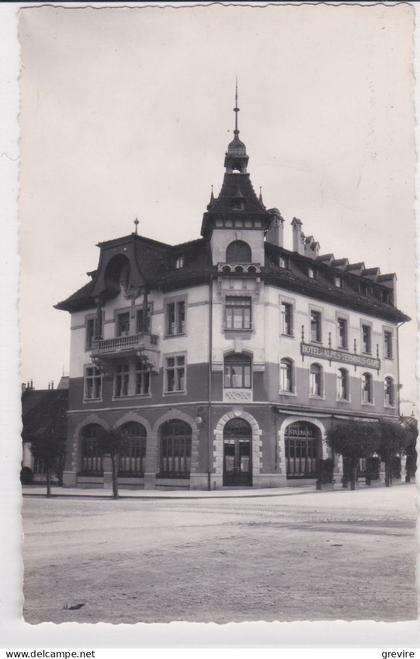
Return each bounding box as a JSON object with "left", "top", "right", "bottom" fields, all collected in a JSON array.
[
  {"left": 91, "top": 332, "right": 160, "bottom": 372},
  {"left": 92, "top": 332, "right": 158, "bottom": 354}
]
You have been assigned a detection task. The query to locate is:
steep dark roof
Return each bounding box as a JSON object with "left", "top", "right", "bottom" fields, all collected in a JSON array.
[
  {"left": 208, "top": 173, "right": 266, "bottom": 215},
  {"left": 22, "top": 389, "right": 68, "bottom": 443},
  {"left": 264, "top": 242, "right": 409, "bottom": 323},
  {"left": 55, "top": 233, "right": 409, "bottom": 324}
]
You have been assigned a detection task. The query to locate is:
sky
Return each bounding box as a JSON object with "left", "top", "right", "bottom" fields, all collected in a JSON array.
[{"left": 18, "top": 3, "right": 416, "bottom": 413}]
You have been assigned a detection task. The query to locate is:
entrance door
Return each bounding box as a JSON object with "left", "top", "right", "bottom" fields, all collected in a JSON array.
[{"left": 223, "top": 418, "right": 252, "bottom": 486}]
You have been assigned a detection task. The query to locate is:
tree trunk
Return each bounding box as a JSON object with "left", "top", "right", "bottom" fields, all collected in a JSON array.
[
  {"left": 350, "top": 462, "right": 357, "bottom": 491},
  {"left": 46, "top": 466, "right": 51, "bottom": 497},
  {"left": 111, "top": 455, "right": 119, "bottom": 499},
  {"left": 385, "top": 459, "right": 391, "bottom": 487}
]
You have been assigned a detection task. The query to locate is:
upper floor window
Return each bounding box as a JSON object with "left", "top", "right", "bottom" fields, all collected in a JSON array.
[
  {"left": 280, "top": 358, "right": 294, "bottom": 393},
  {"left": 84, "top": 366, "right": 102, "bottom": 400},
  {"left": 114, "top": 363, "right": 130, "bottom": 398},
  {"left": 135, "top": 360, "right": 151, "bottom": 396},
  {"left": 310, "top": 310, "right": 322, "bottom": 343},
  {"left": 226, "top": 240, "right": 252, "bottom": 263},
  {"left": 384, "top": 330, "right": 393, "bottom": 359},
  {"left": 116, "top": 311, "right": 130, "bottom": 337},
  {"left": 334, "top": 274, "right": 343, "bottom": 288},
  {"left": 225, "top": 296, "right": 252, "bottom": 330},
  {"left": 165, "top": 354, "right": 186, "bottom": 393},
  {"left": 361, "top": 372, "right": 373, "bottom": 403},
  {"left": 309, "top": 363, "right": 323, "bottom": 397},
  {"left": 337, "top": 318, "right": 348, "bottom": 349},
  {"left": 337, "top": 368, "right": 349, "bottom": 401},
  {"left": 281, "top": 302, "right": 293, "bottom": 336},
  {"left": 361, "top": 324, "right": 371, "bottom": 354},
  {"left": 136, "top": 305, "right": 151, "bottom": 334},
  {"left": 224, "top": 353, "right": 252, "bottom": 389},
  {"left": 175, "top": 256, "right": 184, "bottom": 269},
  {"left": 166, "top": 299, "right": 185, "bottom": 336},
  {"left": 384, "top": 376, "right": 394, "bottom": 406},
  {"left": 85, "top": 317, "right": 97, "bottom": 350}
]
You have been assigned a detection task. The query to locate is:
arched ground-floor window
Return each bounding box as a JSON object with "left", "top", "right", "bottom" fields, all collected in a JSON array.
[
  {"left": 119, "top": 421, "right": 147, "bottom": 476},
  {"left": 80, "top": 423, "right": 104, "bottom": 475},
  {"left": 284, "top": 421, "right": 320, "bottom": 478},
  {"left": 159, "top": 420, "right": 192, "bottom": 478}
]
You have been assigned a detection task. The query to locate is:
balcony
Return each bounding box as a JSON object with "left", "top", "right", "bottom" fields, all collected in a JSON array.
[{"left": 91, "top": 333, "right": 160, "bottom": 371}]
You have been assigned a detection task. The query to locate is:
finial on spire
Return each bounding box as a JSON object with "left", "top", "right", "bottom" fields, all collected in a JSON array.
[
  {"left": 134, "top": 217, "right": 139, "bottom": 235},
  {"left": 210, "top": 184, "right": 214, "bottom": 202},
  {"left": 233, "top": 77, "right": 240, "bottom": 137},
  {"left": 259, "top": 186, "right": 263, "bottom": 203}
]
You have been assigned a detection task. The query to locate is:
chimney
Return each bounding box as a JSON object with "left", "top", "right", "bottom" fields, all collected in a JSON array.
[
  {"left": 266, "top": 208, "right": 284, "bottom": 247},
  {"left": 291, "top": 217, "right": 305, "bottom": 255}
]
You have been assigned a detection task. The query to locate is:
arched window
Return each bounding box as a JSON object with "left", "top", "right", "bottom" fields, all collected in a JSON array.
[
  {"left": 224, "top": 352, "right": 252, "bottom": 389},
  {"left": 361, "top": 372, "right": 373, "bottom": 403},
  {"left": 280, "top": 358, "right": 294, "bottom": 393},
  {"left": 337, "top": 368, "right": 349, "bottom": 401},
  {"left": 226, "top": 240, "right": 252, "bottom": 263},
  {"left": 104, "top": 254, "right": 130, "bottom": 294},
  {"left": 384, "top": 376, "right": 394, "bottom": 406},
  {"left": 159, "top": 420, "right": 192, "bottom": 478},
  {"left": 119, "top": 421, "right": 147, "bottom": 476},
  {"left": 80, "top": 423, "right": 104, "bottom": 475},
  {"left": 309, "top": 363, "right": 322, "bottom": 397}
]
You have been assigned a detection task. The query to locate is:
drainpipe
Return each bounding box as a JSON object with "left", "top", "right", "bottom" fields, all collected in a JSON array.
[
  {"left": 208, "top": 273, "right": 214, "bottom": 490},
  {"left": 396, "top": 321, "right": 403, "bottom": 418}
]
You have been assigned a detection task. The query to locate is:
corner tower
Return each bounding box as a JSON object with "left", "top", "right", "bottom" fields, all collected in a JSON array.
[{"left": 201, "top": 84, "right": 272, "bottom": 266}]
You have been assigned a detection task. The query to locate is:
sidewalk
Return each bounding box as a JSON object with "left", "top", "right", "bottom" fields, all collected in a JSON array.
[
  {"left": 22, "top": 484, "right": 317, "bottom": 499},
  {"left": 22, "top": 480, "right": 403, "bottom": 499}
]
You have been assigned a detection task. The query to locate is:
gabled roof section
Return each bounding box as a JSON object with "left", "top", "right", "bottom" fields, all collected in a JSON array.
[{"left": 55, "top": 234, "right": 214, "bottom": 311}]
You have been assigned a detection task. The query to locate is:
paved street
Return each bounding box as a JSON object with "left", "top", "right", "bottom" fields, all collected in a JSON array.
[{"left": 23, "top": 484, "right": 416, "bottom": 624}]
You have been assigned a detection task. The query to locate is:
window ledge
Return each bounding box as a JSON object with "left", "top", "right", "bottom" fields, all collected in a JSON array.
[
  {"left": 164, "top": 333, "right": 186, "bottom": 339},
  {"left": 279, "top": 390, "right": 296, "bottom": 397},
  {"left": 309, "top": 394, "right": 325, "bottom": 400},
  {"left": 163, "top": 390, "right": 187, "bottom": 396},
  {"left": 280, "top": 333, "right": 294, "bottom": 339},
  {"left": 224, "top": 328, "right": 253, "bottom": 333},
  {"left": 361, "top": 401, "right": 375, "bottom": 407},
  {"left": 83, "top": 398, "right": 103, "bottom": 404},
  {"left": 112, "top": 394, "right": 151, "bottom": 401},
  {"left": 336, "top": 398, "right": 351, "bottom": 404},
  {"left": 384, "top": 403, "right": 396, "bottom": 409}
]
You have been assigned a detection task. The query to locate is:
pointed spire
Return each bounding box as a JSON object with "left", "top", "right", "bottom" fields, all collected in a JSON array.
[
  {"left": 134, "top": 217, "right": 139, "bottom": 235},
  {"left": 210, "top": 184, "right": 214, "bottom": 202},
  {"left": 233, "top": 76, "right": 240, "bottom": 137},
  {"left": 259, "top": 186, "right": 263, "bottom": 203}
]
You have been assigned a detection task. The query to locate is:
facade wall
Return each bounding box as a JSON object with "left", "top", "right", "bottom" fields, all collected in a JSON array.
[{"left": 64, "top": 269, "right": 401, "bottom": 490}]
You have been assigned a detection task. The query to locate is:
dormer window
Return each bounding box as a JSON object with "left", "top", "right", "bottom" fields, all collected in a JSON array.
[
  {"left": 307, "top": 266, "right": 317, "bottom": 279},
  {"left": 334, "top": 274, "right": 343, "bottom": 288},
  {"left": 360, "top": 282, "right": 369, "bottom": 296},
  {"left": 279, "top": 255, "right": 288, "bottom": 269},
  {"left": 176, "top": 256, "right": 184, "bottom": 269}
]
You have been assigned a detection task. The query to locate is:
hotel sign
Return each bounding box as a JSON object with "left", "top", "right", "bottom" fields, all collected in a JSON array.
[{"left": 300, "top": 342, "right": 380, "bottom": 370}]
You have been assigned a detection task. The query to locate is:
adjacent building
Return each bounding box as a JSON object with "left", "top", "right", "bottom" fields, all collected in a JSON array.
[{"left": 56, "top": 93, "right": 409, "bottom": 489}]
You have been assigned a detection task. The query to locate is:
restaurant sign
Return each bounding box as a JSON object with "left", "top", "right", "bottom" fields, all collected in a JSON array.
[{"left": 300, "top": 342, "right": 380, "bottom": 370}]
